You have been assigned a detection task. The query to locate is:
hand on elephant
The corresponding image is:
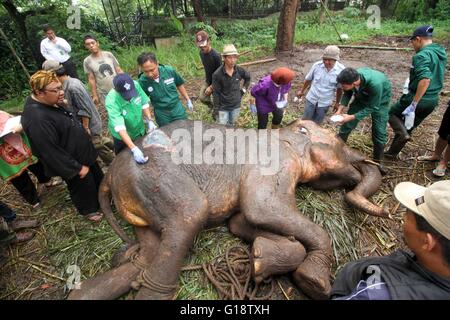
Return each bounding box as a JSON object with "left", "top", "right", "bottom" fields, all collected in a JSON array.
[
  {"left": 337, "top": 114, "right": 356, "bottom": 125},
  {"left": 131, "top": 146, "right": 149, "bottom": 164},
  {"left": 334, "top": 104, "right": 344, "bottom": 115}
]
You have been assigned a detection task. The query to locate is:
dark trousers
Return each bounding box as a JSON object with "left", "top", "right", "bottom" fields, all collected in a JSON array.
[
  {"left": 65, "top": 162, "right": 103, "bottom": 216},
  {"left": 257, "top": 108, "right": 284, "bottom": 129},
  {"left": 62, "top": 58, "right": 79, "bottom": 79},
  {"left": 9, "top": 161, "right": 51, "bottom": 206}
]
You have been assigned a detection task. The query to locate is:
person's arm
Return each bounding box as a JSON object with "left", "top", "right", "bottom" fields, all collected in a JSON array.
[
  {"left": 212, "top": 72, "right": 222, "bottom": 108},
  {"left": 81, "top": 116, "right": 91, "bottom": 135},
  {"left": 86, "top": 73, "right": 99, "bottom": 105},
  {"left": 333, "top": 87, "right": 343, "bottom": 112},
  {"left": 177, "top": 84, "right": 190, "bottom": 102},
  {"left": 40, "top": 40, "right": 52, "bottom": 61},
  {"left": 413, "top": 78, "right": 431, "bottom": 104},
  {"left": 340, "top": 83, "right": 383, "bottom": 124},
  {"left": 118, "top": 130, "right": 137, "bottom": 150},
  {"left": 109, "top": 52, "right": 123, "bottom": 74},
  {"left": 297, "top": 80, "right": 312, "bottom": 97},
  {"left": 241, "top": 67, "right": 251, "bottom": 90},
  {"left": 55, "top": 37, "right": 71, "bottom": 53}
]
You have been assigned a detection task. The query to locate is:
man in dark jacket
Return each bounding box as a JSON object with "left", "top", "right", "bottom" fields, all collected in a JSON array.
[
  {"left": 21, "top": 70, "right": 103, "bottom": 222},
  {"left": 331, "top": 180, "right": 450, "bottom": 300}
]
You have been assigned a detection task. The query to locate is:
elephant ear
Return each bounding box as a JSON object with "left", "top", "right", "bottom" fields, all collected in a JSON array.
[{"left": 309, "top": 142, "right": 347, "bottom": 173}]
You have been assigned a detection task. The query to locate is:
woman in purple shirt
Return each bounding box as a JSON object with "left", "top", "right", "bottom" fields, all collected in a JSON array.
[{"left": 250, "top": 67, "right": 295, "bottom": 129}]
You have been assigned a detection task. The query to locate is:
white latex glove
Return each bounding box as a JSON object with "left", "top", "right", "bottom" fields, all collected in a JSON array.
[{"left": 131, "top": 146, "right": 148, "bottom": 164}]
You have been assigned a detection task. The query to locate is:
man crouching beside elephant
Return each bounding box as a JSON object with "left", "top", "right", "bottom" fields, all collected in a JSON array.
[{"left": 68, "top": 119, "right": 388, "bottom": 301}]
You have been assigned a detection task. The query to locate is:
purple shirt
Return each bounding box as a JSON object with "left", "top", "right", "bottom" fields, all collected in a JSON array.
[{"left": 251, "top": 75, "right": 292, "bottom": 114}]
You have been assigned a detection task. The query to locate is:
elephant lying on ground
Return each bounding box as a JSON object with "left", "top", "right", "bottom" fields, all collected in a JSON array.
[{"left": 68, "top": 119, "right": 387, "bottom": 300}]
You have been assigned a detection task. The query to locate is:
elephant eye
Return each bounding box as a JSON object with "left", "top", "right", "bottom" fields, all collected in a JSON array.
[{"left": 299, "top": 126, "right": 308, "bottom": 135}]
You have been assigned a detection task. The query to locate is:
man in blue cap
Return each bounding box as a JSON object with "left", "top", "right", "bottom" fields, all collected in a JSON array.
[
  {"left": 385, "top": 25, "right": 447, "bottom": 159},
  {"left": 105, "top": 73, "right": 157, "bottom": 164}
]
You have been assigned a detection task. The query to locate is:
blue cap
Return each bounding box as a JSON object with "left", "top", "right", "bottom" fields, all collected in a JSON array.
[
  {"left": 410, "top": 25, "right": 433, "bottom": 40},
  {"left": 113, "top": 73, "right": 137, "bottom": 101}
]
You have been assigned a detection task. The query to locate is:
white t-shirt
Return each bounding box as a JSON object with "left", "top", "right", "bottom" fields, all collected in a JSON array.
[
  {"left": 305, "top": 60, "right": 345, "bottom": 108},
  {"left": 40, "top": 37, "right": 71, "bottom": 63},
  {"left": 83, "top": 51, "right": 120, "bottom": 96}
]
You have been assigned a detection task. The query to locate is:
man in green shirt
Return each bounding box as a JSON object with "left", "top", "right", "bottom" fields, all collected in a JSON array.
[
  {"left": 334, "top": 67, "right": 392, "bottom": 174},
  {"left": 105, "top": 73, "right": 156, "bottom": 164},
  {"left": 137, "top": 52, "right": 192, "bottom": 127},
  {"left": 385, "top": 25, "right": 447, "bottom": 159}
]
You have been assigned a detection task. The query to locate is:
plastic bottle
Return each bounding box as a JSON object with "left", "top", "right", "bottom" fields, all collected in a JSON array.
[{"left": 402, "top": 78, "right": 410, "bottom": 95}]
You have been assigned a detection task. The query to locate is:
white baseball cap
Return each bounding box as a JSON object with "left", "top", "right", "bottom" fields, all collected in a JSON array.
[{"left": 394, "top": 180, "right": 450, "bottom": 240}]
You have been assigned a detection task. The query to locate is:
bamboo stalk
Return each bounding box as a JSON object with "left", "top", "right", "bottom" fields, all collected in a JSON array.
[
  {"left": 0, "top": 27, "right": 30, "bottom": 79},
  {"left": 238, "top": 58, "right": 277, "bottom": 67},
  {"left": 338, "top": 45, "right": 413, "bottom": 51}
]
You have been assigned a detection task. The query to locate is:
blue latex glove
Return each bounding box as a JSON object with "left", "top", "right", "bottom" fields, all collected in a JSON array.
[
  {"left": 131, "top": 146, "right": 148, "bottom": 164},
  {"left": 146, "top": 119, "right": 157, "bottom": 133},
  {"left": 250, "top": 104, "right": 257, "bottom": 114},
  {"left": 187, "top": 99, "right": 193, "bottom": 112},
  {"left": 402, "top": 101, "right": 417, "bottom": 130}
]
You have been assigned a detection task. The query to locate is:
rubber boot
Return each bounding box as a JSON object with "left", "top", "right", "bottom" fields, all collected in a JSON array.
[
  {"left": 271, "top": 124, "right": 281, "bottom": 129},
  {"left": 373, "top": 143, "right": 387, "bottom": 175},
  {"left": 385, "top": 114, "right": 411, "bottom": 159}
]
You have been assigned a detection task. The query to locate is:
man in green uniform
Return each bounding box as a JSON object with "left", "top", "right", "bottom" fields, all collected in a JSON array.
[
  {"left": 334, "top": 67, "right": 392, "bottom": 173},
  {"left": 385, "top": 25, "right": 447, "bottom": 159},
  {"left": 105, "top": 73, "right": 156, "bottom": 164},
  {"left": 137, "top": 52, "right": 192, "bottom": 127}
]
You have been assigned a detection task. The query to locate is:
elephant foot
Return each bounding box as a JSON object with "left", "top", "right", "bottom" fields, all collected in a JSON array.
[
  {"left": 133, "top": 268, "right": 178, "bottom": 300},
  {"left": 251, "top": 236, "right": 307, "bottom": 283},
  {"left": 134, "top": 287, "right": 177, "bottom": 300},
  {"left": 292, "top": 252, "right": 332, "bottom": 300}
]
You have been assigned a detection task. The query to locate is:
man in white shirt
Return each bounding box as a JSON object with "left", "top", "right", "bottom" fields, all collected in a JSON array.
[
  {"left": 297, "top": 46, "right": 345, "bottom": 124},
  {"left": 40, "top": 25, "right": 78, "bottom": 79}
]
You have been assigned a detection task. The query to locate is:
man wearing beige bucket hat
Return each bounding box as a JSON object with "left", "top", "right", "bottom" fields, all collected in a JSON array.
[
  {"left": 212, "top": 44, "right": 251, "bottom": 126},
  {"left": 331, "top": 180, "right": 450, "bottom": 299}
]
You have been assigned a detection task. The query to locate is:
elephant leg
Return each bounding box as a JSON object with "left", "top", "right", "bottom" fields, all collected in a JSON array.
[
  {"left": 68, "top": 227, "right": 160, "bottom": 300},
  {"left": 240, "top": 170, "right": 333, "bottom": 300},
  {"left": 229, "top": 213, "right": 307, "bottom": 284},
  {"left": 134, "top": 191, "right": 209, "bottom": 299}
]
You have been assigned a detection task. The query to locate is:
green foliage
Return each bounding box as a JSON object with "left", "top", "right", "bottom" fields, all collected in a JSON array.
[
  {"left": 170, "top": 12, "right": 184, "bottom": 33},
  {"left": 429, "top": 0, "right": 450, "bottom": 20},
  {"left": 343, "top": 6, "right": 362, "bottom": 18},
  {"left": 394, "top": 0, "right": 426, "bottom": 22},
  {"left": 189, "top": 22, "right": 218, "bottom": 42}
]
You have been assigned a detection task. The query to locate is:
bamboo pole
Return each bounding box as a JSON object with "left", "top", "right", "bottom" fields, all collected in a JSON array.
[
  {"left": 318, "top": 0, "right": 343, "bottom": 42},
  {"left": 0, "top": 27, "right": 30, "bottom": 79},
  {"left": 238, "top": 58, "right": 277, "bottom": 67},
  {"left": 338, "top": 45, "right": 413, "bottom": 51}
]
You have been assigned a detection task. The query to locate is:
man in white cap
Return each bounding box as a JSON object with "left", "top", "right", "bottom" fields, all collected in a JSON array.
[
  {"left": 331, "top": 180, "right": 450, "bottom": 299},
  {"left": 212, "top": 44, "right": 251, "bottom": 126},
  {"left": 297, "top": 45, "right": 345, "bottom": 124}
]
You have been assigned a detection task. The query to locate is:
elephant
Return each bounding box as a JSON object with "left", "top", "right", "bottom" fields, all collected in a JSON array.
[{"left": 68, "top": 119, "right": 388, "bottom": 301}]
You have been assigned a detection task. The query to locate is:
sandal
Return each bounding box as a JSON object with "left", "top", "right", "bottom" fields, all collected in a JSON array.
[
  {"left": 417, "top": 155, "right": 440, "bottom": 161},
  {"left": 432, "top": 163, "right": 447, "bottom": 177},
  {"left": 85, "top": 212, "right": 103, "bottom": 222}
]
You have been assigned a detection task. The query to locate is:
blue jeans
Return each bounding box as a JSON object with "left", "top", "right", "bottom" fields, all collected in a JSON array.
[
  {"left": 302, "top": 99, "right": 330, "bottom": 124},
  {"left": 218, "top": 108, "right": 241, "bottom": 126}
]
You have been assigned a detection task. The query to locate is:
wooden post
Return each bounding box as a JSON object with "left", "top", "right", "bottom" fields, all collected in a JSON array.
[{"left": 0, "top": 27, "right": 30, "bottom": 79}]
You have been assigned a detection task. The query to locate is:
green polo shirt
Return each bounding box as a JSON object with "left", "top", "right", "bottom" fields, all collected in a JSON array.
[
  {"left": 138, "top": 64, "right": 187, "bottom": 126},
  {"left": 105, "top": 80, "right": 150, "bottom": 141},
  {"left": 340, "top": 67, "right": 391, "bottom": 121}
]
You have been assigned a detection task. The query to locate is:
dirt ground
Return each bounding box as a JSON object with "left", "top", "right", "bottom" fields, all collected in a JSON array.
[{"left": 1, "top": 38, "right": 449, "bottom": 300}]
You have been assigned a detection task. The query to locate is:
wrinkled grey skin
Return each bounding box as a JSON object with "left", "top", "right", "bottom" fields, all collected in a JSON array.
[{"left": 68, "top": 119, "right": 386, "bottom": 301}]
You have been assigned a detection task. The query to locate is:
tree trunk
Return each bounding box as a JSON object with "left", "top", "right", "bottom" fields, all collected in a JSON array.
[
  {"left": 191, "top": 0, "right": 204, "bottom": 22},
  {"left": 319, "top": 0, "right": 328, "bottom": 24},
  {"left": 170, "top": 0, "right": 177, "bottom": 15},
  {"left": 1, "top": 0, "right": 40, "bottom": 66},
  {"left": 275, "top": 0, "right": 300, "bottom": 52}
]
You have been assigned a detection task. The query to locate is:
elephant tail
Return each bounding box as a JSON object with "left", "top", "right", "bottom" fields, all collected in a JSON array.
[
  {"left": 345, "top": 162, "right": 391, "bottom": 218},
  {"left": 99, "top": 168, "right": 135, "bottom": 244}
]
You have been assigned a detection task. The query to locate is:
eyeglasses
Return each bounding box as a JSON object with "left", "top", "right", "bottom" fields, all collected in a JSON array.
[{"left": 43, "top": 86, "right": 63, "bottom": 94}]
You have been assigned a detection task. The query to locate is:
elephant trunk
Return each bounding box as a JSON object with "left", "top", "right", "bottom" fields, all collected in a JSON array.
[{"left": 344, "top": 162, "right": 390, "bottom": 218}]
